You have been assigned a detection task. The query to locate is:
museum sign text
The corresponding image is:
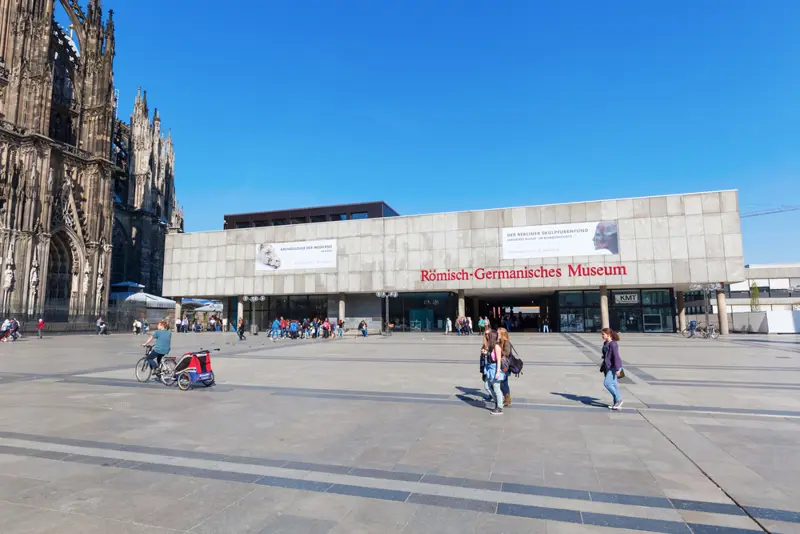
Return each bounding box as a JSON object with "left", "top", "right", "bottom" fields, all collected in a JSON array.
[{"left": 420, "top": 264, "right": 628, "bottom": 282}]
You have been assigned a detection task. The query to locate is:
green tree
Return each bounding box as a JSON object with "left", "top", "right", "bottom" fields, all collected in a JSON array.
[{"left": 750, "top": 283, "right": 761, "bottom": 312}]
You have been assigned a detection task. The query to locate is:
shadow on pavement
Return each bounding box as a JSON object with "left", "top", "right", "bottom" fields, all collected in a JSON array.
[
  {"left": 455, "top": 386, "right": 492, "bottom": 410},
  {"left": 551, "top": 392, "right": 608, "bottom": 408}
]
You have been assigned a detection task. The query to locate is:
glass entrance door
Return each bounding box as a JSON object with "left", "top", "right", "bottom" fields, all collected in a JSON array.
[{"left": 613, "top": 309, "right": 643, "bottom": 333}]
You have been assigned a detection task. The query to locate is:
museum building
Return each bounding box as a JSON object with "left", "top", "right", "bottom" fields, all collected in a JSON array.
[{"left": 162, "top": 190, "right": 744, "bottom": 334}]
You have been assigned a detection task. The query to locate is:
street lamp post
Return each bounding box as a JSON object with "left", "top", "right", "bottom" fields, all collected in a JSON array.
[{"left": 376, "top": 291, "right": 398, "bottom": 335}]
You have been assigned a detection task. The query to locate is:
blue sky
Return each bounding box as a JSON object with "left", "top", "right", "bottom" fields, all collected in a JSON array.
[{"left": 66, "top": 0, "right": 800, "bottom": 263}]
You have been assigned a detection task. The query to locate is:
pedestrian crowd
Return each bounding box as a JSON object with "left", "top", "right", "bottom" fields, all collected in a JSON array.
[
  {"left": 0, "top": 317, "right": 21, "bottom": 341},
  {"left": 234, "top": 316, "right": 345, "bottom": 342}
]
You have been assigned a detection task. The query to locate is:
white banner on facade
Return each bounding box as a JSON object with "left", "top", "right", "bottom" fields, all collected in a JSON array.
[
  {"left": 255, "top": 239, "right": 337, "bottom": 271},
  {"left": 502, "top": 221, "right": 618, "bottom": 259}
]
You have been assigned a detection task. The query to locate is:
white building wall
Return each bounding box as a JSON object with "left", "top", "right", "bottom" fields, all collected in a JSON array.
[{"left": 163, "top": 191, "right": 745, "bottom": 298}]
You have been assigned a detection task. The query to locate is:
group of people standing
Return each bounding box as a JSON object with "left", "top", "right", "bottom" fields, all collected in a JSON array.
[
  {"left": 1, "top": 317, "right": 22, "bottom": 341},
  {"left": 478, "top": 325, "right": 624, "bottom": 415},
  {"left": 233, "top": 317, "right": 345, "bottom": 342}
]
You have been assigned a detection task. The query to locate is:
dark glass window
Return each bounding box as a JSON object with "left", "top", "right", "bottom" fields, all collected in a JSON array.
[
  {"left": 234, "top": 221, "right": 251, "bottom": 229},
  {"left": 642, "top": 290, "right": 670, "bottom": 306},
  {"left": 729, "top": 291, "right": 749, "bottom": 299},
  {"left": 560, "top": 309, "right": 585, "bottom": 332},
  {"left": 310, "top": 215, "right": 327, "bottom": 223},
  {"left": 351, "top": 212, "right": 369, "bottom": 220},
  {"left": 583, "top": 291, "right": 600, "bottom": 308},
  {"left": 290, "top": 217, "right": 306, "bottom": 225},
  {"left": 254, "top": 220, "right": 270, "bottom": 227},
  {"left": 332, "top": 213, "right": 348, "bottom": 220},
  {"left": 558, "top": 291, "right": 583, "bottom": 307},
  {"left": 272, "top": 219, "right": 288, "bottom": 226},
  {"left": 769, "top": 289, "right": 789, "bottom": 298}
]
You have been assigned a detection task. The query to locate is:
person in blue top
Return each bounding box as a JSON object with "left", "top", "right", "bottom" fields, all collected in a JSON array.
[
  {"left": 271, "top": 318, "right": 280, "bottom": 342},
  {"left": 142, "top": 321, "right": 172, "bottom": 374}
]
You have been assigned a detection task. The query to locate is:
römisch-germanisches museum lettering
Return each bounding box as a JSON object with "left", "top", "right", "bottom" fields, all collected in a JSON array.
[{"left": 420, "top": 264, "right": 628, "bottom": 282}]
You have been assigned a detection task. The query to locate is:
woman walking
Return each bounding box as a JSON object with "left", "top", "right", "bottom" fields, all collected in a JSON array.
[
  {"left": 237, "top": 317, "right": 247, "bottom": 341},
  {"left": 601, "top": 328, "right": 624, "bottom": 410},
  {"left": 482, "top": 329, "right": 506, "bottom": 415}
]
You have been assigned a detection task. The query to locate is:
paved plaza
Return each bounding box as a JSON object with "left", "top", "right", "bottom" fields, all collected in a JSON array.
[{"left": 0, "top": 331, "right": 799, "bottom": 533}]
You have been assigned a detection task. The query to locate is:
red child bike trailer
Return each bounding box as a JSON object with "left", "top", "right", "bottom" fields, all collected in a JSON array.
[{"left": 173, "top": 349, "right": 216, "bottom": 391}]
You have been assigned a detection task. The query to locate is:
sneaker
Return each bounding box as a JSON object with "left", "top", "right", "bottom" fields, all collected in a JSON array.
[
  {"left": 611, "top": 401, "right": 623, "bottom": 410},
  {"left": 490, "top": 408, "right": 504, "bottom": 416}
]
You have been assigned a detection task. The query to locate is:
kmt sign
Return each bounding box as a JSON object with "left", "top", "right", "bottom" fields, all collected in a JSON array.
[{"left": 420, "top": 264, "right": 628, "bottom": 282}]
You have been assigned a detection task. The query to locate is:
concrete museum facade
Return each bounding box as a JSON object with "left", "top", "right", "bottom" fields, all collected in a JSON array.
[{"left": 163, "top": 190, "right": 745, "bottom": 335}]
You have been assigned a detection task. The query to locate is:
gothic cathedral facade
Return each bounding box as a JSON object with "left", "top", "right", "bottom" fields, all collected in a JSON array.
[{"left": 0, "top": 0, "right": 181, "bottom": 320}]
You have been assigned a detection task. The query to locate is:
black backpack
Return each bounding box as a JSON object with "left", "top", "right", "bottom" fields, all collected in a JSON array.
[{"left": 506, "top": 343, "right": 524, "bottom": 377}]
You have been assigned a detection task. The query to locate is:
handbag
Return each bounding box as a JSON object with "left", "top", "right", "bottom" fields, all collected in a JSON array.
[
  {"left": 618, "top": 368, "right": 625, "bottom": 379},
  {"left": 599, "top": 361, "right": 607, "bottom": 374}
]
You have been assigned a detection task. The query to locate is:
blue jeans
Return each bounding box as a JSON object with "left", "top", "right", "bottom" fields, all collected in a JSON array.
[
  {"left": 147, "top": 351, "right": 164, "bottom": 369},
  {"left": 604, "top": 370, "right": 621, "bottom": 404},
  {"left": 500, "top": 375, "right": 510, "bottom": 396},
  {"left": 483, "top": 364, "right": 506, "bottom": 409},
  {"left": 360, "top": 328, "right": 368, "bottom": 337}
]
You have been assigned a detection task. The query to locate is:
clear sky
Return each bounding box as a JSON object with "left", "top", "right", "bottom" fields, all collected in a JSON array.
[{"left": 70, "top": 0, "right": 800, "bottom": 263}]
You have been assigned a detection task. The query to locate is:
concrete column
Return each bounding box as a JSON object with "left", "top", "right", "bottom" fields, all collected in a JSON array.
[
  {"left": 716, "top": 291, "right": 729, "bottom": 335},
  {"left": 174, "top": 297, "right": 182, "bottom": 332},
  {"left": 338, "top": 293, "right": 345, "bottom": 321},
  {"left": 237, "top": 298, "right": 244, "bottom": 326},
  {"left": 599, "top": 286, "right": 610, "bottom": 329},
  {"left": 457, "top": 290, "right": 465, "bottom": 318},
  {"left": 677, "top": 291, "right": 686, "bottom": 332}
]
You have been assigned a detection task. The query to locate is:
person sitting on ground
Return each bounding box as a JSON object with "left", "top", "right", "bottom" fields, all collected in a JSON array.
[{"left": 358, "top": 319, "right": 368, "bottom": 337}]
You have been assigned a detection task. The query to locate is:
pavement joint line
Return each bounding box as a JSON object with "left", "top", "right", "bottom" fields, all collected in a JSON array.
[
  {"left": 0, "top": 431, "right": 797, "bottom": 525},
  {"left": 0, "top": 439, "right": 768, "bottom": 533},
  {"left": 637, "top": 410, "right": 770, "bottom": 533}
]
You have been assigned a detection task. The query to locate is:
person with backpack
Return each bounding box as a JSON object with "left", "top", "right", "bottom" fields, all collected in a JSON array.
[
  {"left": 497, "top": 327, "right": 513, "bottom": 407},
  {"left": 482, "top": 330, "right": 506, "bottom": 415},
  {"left": 601, "top": 328, "right": 624, "bottom": 410}
]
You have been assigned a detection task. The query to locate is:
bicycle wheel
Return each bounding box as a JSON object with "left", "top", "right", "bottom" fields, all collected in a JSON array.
[
  {"left": 135, "top": 357, "right": 152, "bottom": 382},
  {"left": 709, "top": 330, "right": 720, "bottom": 339},
  {"left": 202, "top": 372, "right": 215, "bottom": 387},
  {"left": 681, "top": 329, "right": 691, "bottom": 338},
  {"left": 177, "top": 372, "right": 192, "bottom": 391},
  {"left": 160, "top": 358, "right": 177, "bottom": 386}
]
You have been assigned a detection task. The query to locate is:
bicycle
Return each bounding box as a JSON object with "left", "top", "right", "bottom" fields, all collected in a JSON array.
[
  {"left": 680, "top": 323, "right": 719, "bottom": 339},
  {"left": 135, "top": 346, "right": 177, "bottom": 385}
]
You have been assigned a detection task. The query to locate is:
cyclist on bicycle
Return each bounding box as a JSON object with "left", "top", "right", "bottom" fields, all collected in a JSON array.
[{"left": 142, "top": 320, "right": 171, "bottom": 376}]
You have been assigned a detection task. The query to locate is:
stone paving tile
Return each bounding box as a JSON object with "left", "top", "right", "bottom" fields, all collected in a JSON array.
[
  {"left": 329, "top": 499, "right": 419, "bottom": 534},
  {"left": 144, "top": 479, "right": 259, "bottom": 531},
  {"left": 400, "top": 504, "right": 483, "bottom": 534},
  {"left": 187, "top": 486, "right": 299, "bottom": 533},
  {"left": 256, "top": 514, "right": 337, "bottom": 534},
  {"left": 0, "top": 503, "right": 77, "bottom": 534}
]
